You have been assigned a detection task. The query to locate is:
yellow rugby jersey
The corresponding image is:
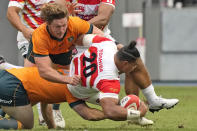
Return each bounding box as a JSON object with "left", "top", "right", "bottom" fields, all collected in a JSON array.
[
  {"left": 29, "top": 16, "right": 93, "bottom": 66},
  {"left": 6, "top": 67, "right": 68, "bottom": 104}
]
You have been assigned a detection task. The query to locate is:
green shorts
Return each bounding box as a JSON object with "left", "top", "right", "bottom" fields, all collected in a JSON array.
[{"left": 0, "top": 70, "right": 30, "bottom": 106}]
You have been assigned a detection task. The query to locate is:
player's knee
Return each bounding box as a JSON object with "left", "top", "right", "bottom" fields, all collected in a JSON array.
[
  {"left": 23, "top": 123, "right": 33, "bottom": 129},
  {"left": 22, "top": 119, "right": 34, "bottom": 129}
]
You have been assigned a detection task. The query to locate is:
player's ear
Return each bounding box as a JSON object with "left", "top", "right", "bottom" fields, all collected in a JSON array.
[{"left": 122, "top": 60, "right": 129, "bottom": 66}]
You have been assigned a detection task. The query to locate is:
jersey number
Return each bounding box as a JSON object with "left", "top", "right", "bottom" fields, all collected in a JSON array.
[{"left": 82, "top": 52, "right": 97, "bottom": 78}]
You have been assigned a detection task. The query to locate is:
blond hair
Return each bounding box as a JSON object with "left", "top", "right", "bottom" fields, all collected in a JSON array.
[{"left": 41, "top": 3, "right": 69, "bottom": 24}]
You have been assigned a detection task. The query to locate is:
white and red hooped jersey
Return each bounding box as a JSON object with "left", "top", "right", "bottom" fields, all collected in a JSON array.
[
  {"left": 67, "top": 0, "right": 115, "bottom": 21},
  {"left": 67, "top": 0, "right": 115, "bottom": 40},
  {"left": 8, "top": 0, "right": 55, "bottom": 30},
  {"left": 68, "top": 35, "right": 120, "bottom": 102}
]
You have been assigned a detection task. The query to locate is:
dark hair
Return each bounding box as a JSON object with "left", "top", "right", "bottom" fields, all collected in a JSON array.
[
  {"left": 41, "top": 3, "right": 69, "bottom": 24},
  {"left": 116, "top": 41, "right": 140, "bottom": 62}
]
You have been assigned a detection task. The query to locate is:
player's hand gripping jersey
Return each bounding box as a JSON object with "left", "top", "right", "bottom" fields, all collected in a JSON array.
[{"left": 68, "top": 35, "right": 120, "bottom": 104}]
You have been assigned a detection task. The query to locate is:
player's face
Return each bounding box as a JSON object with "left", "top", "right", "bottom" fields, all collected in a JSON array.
[
  {"left": 121, "top": 61, "right": 137, "bottom": 74},
  {"left": 48, "top": 17, "right": 68, "bottom": 39}
]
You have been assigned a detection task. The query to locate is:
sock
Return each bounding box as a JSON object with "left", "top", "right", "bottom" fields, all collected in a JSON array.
[
  {"left": 53, "top": 104, "right": 60, "bottom": 110},
  {"left": 0, "top": 109, "right": 6, "bottom": 117},
  {"left": 0, "top": 118, "right": 22, "bottom": 129},
  {"left": 37, "top": 103, "right": 44, "bottom": 121},
  {"left": 0, "top": 62, "right": 23, "bottom": 70},
  {"left": 142, "top": 84, "right": 158, "bottom": 103}
]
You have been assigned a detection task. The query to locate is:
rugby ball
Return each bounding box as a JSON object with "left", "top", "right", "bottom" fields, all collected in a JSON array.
[{"left": 120, "top": 95, "right": 140, "bottom": 110}]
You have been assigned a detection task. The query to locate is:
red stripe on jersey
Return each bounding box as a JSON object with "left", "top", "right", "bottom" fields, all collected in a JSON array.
[
  {"left": 80, "top": 53, "right": 87, "bottom": 87},
  {"left": 96, "top": 79, "right": 120, "bottom": 94},
  {"left": 92, "top": 35, "right": 112, "bottom": 43},
  {"left": 89, "top": 47, "right": 98, "bottom": 87},
  {"left": 73, "top": 57, "right": 79, "bottom": 75},
  {"left": 102, "top": 0, "right": 115, "bottom": 5},
  {"left": 10, "top": 0, "right": 24, "bottom": 2},
  {"left": 23, "top": 13, "right": 37, "bottom": 29},
  {"left": 77, "top": 0, "right": 101, "bottom": 5},
  {"left": 27, "top": 0, "right": 37, "bottom": 10},
  {"left": 24, "top": 5, "right": 43, "bottom": 26}
]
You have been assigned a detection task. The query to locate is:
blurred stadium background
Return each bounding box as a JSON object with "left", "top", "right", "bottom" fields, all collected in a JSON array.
[{"left": 1, "top": 0, "right": 197, "bottom": 83}]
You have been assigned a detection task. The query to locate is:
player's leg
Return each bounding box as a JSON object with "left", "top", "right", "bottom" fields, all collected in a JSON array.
[
  {"left": 0, "top": 69, "right": 33, "bottom": 129},
  {"left": 126, "top": 58, "right": 179, "bottom": 112},
  {"left": 37, "top": 103, "right": 46, "bottom": 125},
  {"left": 52, "top": 103, "right": 65, "bottom": 128},
  {"left": 125, "top": 73, "right": 140, "bottom": 96},
  {"left": 40, "top": 103, "right": 56, "bottom": 128},
  {"left": 0, "top": 108, "right": 6, "bottom": 118},
  {"left": 0, "top": 55, "right": 23, "bottom": 69},
  {"left": 1, "top": 104, "right": 34, "bottom": 129}
]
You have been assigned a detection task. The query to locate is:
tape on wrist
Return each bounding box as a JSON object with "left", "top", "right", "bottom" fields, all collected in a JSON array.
[{"left": 127, "top": 109, "right": 140, "bottom": 120}]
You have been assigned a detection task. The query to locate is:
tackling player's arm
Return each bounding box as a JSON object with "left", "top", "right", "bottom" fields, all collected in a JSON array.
[
  {"left": 7, "top": 4, "right": 33, "bottom": 41},
  {"left": 72, "top": 17, "right": 104, "bottom": 46},
  {"left": 34, "top": 56, "right": 80, "bottom": 85},
  {"left": 88, "top": 1, "right": 115, "bottom": 29}
]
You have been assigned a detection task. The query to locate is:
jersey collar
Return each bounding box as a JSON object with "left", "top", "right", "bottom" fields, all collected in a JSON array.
[{"left": 46, "top": 25, "right": 67, "bottom": 42}]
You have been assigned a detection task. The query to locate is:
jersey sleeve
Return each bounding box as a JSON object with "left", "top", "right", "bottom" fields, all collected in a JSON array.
[
  {"left": 70, "top": 17, "right": 93, "bottom": 35},
  {"left": 32, "top": 31, "right": 49, "bottom": 56},
  {"left": 101, "top": 0, "right": 115, "bottom": 8},
  {"left": 8, "top": 0, "right": 25, "bottom": 9}
]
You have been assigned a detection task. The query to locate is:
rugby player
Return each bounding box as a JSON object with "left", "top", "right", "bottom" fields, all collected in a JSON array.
[{"left": 0, "top": 35, "right": 152, "bottom": 129}]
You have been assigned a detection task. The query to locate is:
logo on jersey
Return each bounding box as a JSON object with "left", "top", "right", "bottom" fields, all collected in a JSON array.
[
  {"left": 0, "top": 99, "right": 12, "bottom": 104},
  {"left": 98, "top": 49, "right": 103, "bottom": 72},
  {"left": 68, "top": 36, "right": 74, "bottom": 42}
]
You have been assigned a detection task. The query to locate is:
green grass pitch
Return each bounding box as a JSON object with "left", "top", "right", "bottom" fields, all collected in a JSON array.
[{"left": 6, "top": 86, "right": 197, "bottom": 131}]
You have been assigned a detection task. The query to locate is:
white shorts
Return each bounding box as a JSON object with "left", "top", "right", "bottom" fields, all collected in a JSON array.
[
  {"left": 17, "top": 32, "right": 30, "bottom": 57},
  {"left": 86, "top": 92, "right": 119, "bottom": 105}
]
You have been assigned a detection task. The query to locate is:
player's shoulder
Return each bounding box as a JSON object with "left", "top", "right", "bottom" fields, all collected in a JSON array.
[
  {"left": 68, "top": 16, "right": 85, "bottom": 23},
  {"left": 92, "top": 35, "right": 113, "bottom": 44},
  {"left": 32, "top": 23, "right": 48, "bottom": 41}
]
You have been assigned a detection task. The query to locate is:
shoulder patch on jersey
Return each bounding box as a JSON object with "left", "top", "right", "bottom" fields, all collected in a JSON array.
[
  {"left": 68, "top": 36, "right": 74, "bottom": 42},
  {"left": 92, "top": 35, "right": 112, "bottom": 43}
]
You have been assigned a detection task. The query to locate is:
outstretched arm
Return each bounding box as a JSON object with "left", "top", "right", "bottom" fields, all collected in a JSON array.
[
  {"left": 34, "top": 56, "right": 81, "bottom": 85},
  {"left": 72, "top": 103, "right": 106, "bottom": 121},
  {"left": 100, "top": 97, "right": 145, "bottom": 121},
  {"left": 88, "top": 3, "right": 114, "bottom": 29}
]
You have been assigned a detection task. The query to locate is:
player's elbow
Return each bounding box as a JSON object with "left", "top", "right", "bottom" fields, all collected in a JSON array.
[
  {"left": 6, "top": 8, "right": 12, "bottom": 20},
  {"left": 99, "top": 17, "right": 109, "bottom": 27}
]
